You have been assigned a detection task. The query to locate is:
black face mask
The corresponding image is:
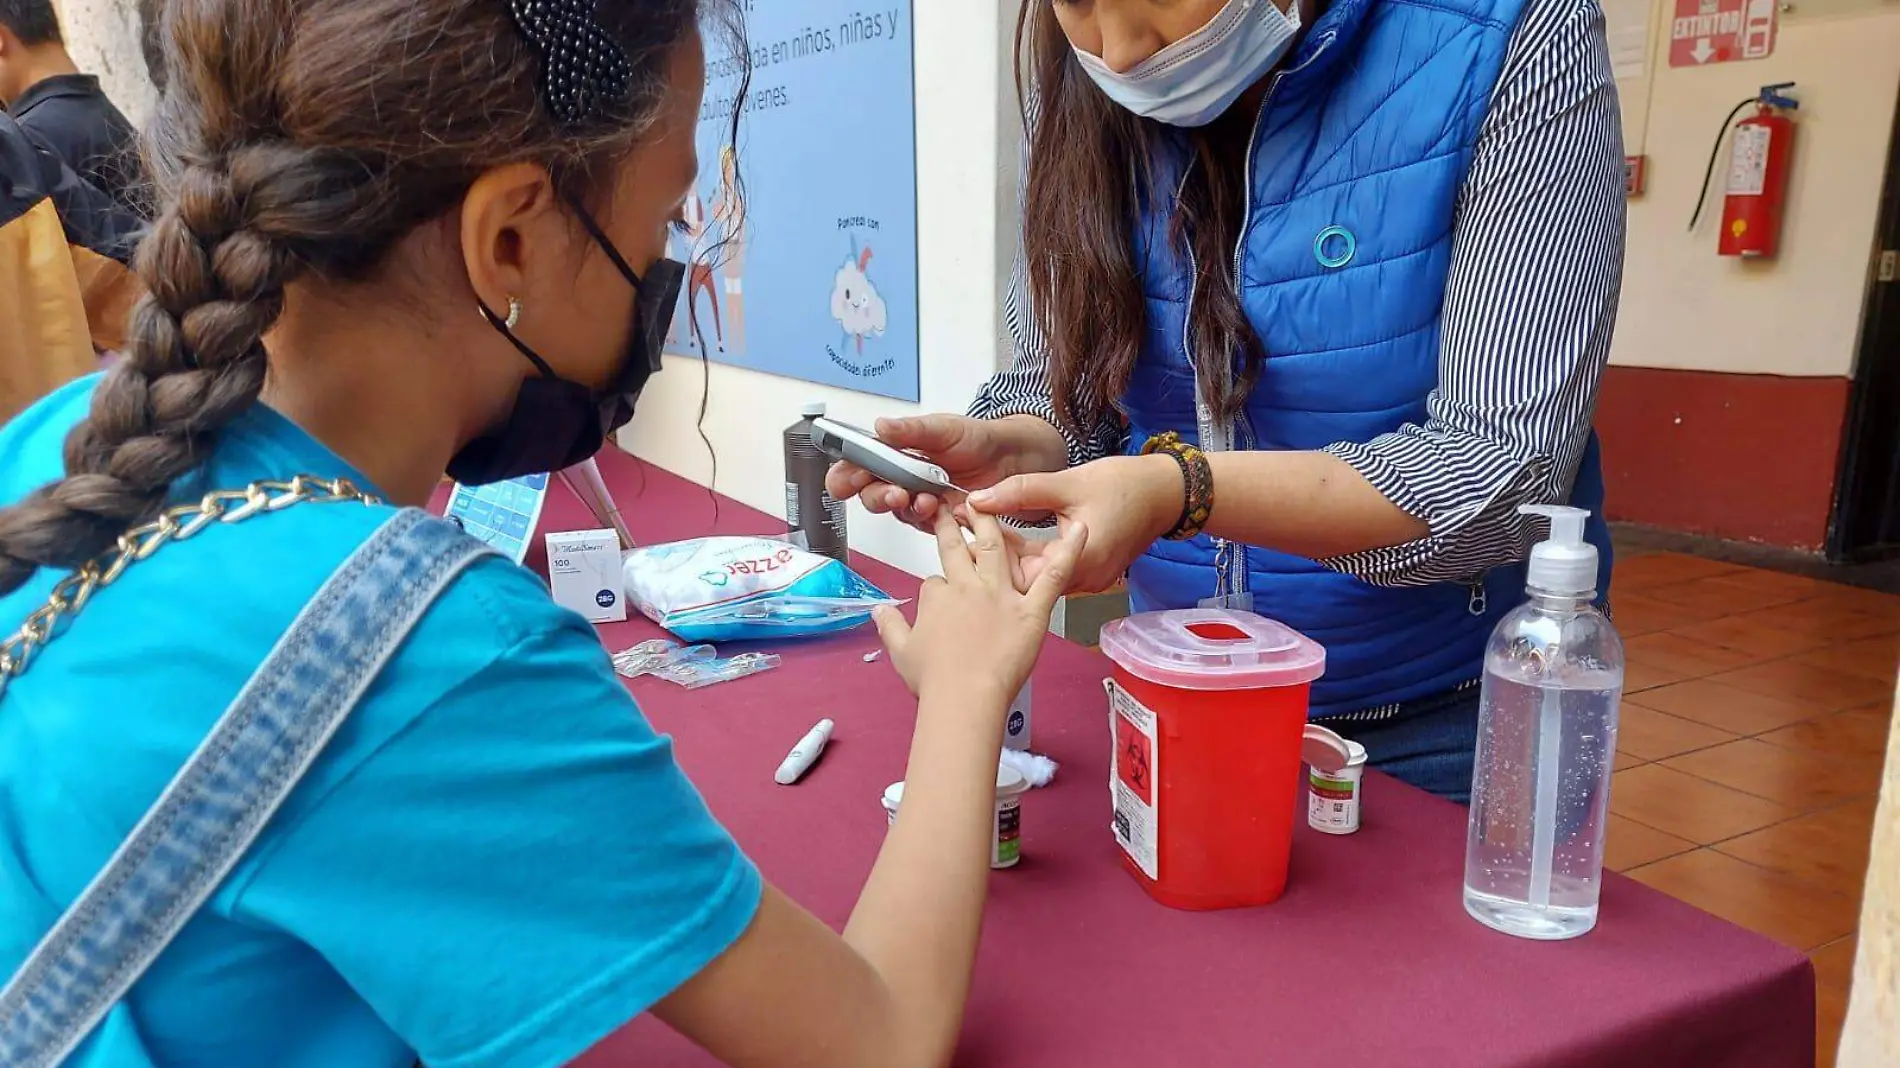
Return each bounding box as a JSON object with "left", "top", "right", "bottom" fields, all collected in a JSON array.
[{"left": 448, "top": 203, "right": 685, "bottom": 485}]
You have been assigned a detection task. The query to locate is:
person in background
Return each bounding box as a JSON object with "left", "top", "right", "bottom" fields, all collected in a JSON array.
[
  {"left": 0, "top": 0, "right": 146, "bottom": 218},
  {"left": 0, "top": 108, "right": 140, "bottom": 423},
  {"left": 0, "top": 1, "right": 1084, "bottom": 1066},
  {"left": 832, "top": 0, "right": 1626, "bottom": 801}
]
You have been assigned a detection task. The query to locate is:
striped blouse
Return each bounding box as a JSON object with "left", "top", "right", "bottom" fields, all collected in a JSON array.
[{"left": 969, "top": 0, "right": 1626, "bottom": 589}]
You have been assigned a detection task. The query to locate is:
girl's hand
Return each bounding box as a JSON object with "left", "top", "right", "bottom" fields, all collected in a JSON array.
[
  {"left": 966, "top": 455, "right": 1183, "bottom": 595},
  {"left": 873, "top": 509, "right": 1086, "bottom": 702},
  {"left": 824, "top": 415, "right": 1045, "bottom": 533}
]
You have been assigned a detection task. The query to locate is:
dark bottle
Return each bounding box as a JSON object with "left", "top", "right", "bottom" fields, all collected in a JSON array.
[{"left": 784, "top": 402, "right": 849, "bottom": 562}]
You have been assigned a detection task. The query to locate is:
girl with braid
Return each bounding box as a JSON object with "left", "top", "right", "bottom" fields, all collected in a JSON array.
[{"left": 0, "top": 2, "right": 1083, "bottom": 1067}]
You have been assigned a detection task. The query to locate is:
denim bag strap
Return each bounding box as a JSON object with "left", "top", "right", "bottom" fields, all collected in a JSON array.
[{"left": 0, "top": 508, "right": 494, "bottom": 1068}]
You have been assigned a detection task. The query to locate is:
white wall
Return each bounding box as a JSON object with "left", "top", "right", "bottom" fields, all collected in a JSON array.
[
  {"left": 621, "top": 0, "right": 1023, "bottom": 578},
  {"left": 1612, "top": 2, "right": 1900, "bottom": 377},
  {"left": 53, "top": 0, "right": 156, "bottom": 125}
]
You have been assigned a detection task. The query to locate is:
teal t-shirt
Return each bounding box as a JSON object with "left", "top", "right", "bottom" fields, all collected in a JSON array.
[{"left": 0, "top": 377, "right": 762, "bottom": 1068}]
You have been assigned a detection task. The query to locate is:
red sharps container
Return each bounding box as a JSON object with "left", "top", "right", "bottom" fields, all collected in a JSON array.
[{"left": 1098, "top": 608, "right": 1329, "bottom": 910}]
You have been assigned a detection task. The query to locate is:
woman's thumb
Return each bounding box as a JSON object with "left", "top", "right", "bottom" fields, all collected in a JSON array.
[
  {"left": 968, "top": 473, "right": 1062, "bottom": 516},
  {"left": 1026, "top": 522, "right": 1089, "bottom": 609},
  {"left": 876, "top": 414, "right": 960, "bottom": 453}
]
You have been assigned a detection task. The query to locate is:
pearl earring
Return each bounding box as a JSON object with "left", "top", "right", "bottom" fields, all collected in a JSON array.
[{"left": 504, "top": 297, "right": 523, "bottom": 330}]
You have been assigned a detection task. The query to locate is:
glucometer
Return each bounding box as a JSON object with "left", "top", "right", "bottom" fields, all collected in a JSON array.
[{"left": 811, "top": 417, "right": 963, "bottom": 497}]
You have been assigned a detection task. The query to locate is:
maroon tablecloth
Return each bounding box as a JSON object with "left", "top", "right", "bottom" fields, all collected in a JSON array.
[{"left": 467, "top": 449, "right": 1816, "bottom": 1068}]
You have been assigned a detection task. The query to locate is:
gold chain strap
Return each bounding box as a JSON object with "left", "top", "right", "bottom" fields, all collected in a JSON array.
[{"left": 0, "top": 475, "right": 381, "bottom": 700}]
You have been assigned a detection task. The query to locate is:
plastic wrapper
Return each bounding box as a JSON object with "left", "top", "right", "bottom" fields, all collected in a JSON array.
[{"left": 621, "top": 536, "right": 900, "bottom": 643}]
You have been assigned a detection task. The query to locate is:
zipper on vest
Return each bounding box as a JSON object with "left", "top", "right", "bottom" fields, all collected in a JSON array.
[
  {"left": 1228, "top": 30, "right": 1336, "bottom": 282},
  {"left": 1466, "top": 580, "right": 1488, "bottom": 617},
  {"left": 1177, "top": 31, "right": 1337, "bottom": 609}
]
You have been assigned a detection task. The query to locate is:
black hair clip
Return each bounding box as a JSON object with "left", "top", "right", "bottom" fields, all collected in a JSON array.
[{"left": 505, "top": 0, "right": 636, "bottom": 130}]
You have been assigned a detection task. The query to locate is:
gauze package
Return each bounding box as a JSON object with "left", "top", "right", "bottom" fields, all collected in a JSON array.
[{"left": 622, "top": 536, "right": 901, "bottom": 643}]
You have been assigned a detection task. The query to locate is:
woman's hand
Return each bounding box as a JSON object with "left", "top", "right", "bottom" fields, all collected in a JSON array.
[
  {"left": 966, "top": 454, "right": 1183, "bottom": 595},
  {"left": 824, "top": 414, "right": 1067, "bottom": 532},
  {"left": 873, "top": 509, "right": 1085, "bottom": 702}
]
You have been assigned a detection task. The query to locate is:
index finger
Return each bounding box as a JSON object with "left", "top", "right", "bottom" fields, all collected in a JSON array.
[{"left": 826, "top": 461, "right": 873, "bottom": 501}]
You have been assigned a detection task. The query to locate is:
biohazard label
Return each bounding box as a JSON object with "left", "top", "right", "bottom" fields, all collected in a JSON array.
[{"left": 1107, "top": 680, "right": 1159, "bottom": 880}]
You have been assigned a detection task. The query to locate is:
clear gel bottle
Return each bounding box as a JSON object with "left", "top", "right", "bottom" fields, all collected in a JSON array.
[{"left": 1463, "top": 505, "right": 1624, "bottom": 941}]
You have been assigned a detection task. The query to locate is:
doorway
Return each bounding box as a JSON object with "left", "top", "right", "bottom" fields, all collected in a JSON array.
[{"left": 1830, "top": 79, "right": 1900, "bottom": 561}]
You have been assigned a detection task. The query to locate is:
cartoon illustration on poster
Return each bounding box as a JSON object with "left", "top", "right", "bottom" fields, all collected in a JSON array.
[{"left": 666, "top": 4, "right": 919, "bottom": 402}]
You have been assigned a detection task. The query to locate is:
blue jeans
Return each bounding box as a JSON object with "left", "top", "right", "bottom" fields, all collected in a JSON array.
[{"left": 1330, "top": 688, "right": 1481, "bottom": 804}]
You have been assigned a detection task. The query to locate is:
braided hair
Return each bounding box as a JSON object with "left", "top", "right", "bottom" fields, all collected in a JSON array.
[{"left": 0, "top": 0, "right": 747, "bottom": 597}]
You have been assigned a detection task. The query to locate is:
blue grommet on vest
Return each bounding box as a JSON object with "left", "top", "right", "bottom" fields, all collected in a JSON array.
[{"left": 1314, "top": 225, "right": 1356, "bottom": 268}]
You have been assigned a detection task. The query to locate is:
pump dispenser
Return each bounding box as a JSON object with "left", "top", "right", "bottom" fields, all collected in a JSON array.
[
  {"left": 1463, "top": 505, "right": 1625, "bottom": 940},
  {"left": 1521, "top": 504, "right": 1597, "bottom": 598}
]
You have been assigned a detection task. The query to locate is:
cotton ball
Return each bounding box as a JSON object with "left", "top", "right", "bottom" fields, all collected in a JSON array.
[{"left": 1000, "top": 748, "right": 1058, "bottom": 788}]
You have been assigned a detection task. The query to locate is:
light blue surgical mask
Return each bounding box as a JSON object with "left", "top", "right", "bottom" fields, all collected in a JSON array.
[{"left": 1072, "top": 0, "right": 1303, "bottom": 128}]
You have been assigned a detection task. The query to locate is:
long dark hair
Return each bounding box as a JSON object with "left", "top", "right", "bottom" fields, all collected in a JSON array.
[
  {"left": 1014, "top": 1, "right": 1264, "bottom": 436},
  {"left": 0, "top": 0, "right": 748, "bottom": 597}
]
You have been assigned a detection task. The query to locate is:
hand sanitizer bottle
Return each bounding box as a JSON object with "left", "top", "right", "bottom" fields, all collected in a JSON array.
[{"left": 1463, "top": 505, "right": 1624, "bottom": 940}]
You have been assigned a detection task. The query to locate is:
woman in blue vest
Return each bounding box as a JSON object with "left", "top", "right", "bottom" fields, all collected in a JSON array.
[{"left": 830, "top": 0, "right": 1625, "bottom": 800}]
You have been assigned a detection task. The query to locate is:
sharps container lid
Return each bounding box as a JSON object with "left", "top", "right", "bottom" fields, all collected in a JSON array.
[{"left": 1099, "top": 608, "right": 1326, "bottom": 692}]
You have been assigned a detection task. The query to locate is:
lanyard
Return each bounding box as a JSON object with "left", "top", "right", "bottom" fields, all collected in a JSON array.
[{"left": 1192, "top": 380, "right": 1253, "bottom": 613}]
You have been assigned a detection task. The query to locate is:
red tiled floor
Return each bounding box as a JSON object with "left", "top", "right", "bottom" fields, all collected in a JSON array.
[
  {"left": 1612, "top": 552, "right": 1745, "bottom": 590},
  {"left": 1707, "top": 659, "right": 1897, "bottom": 713},
  {"left": 1814, "top": 942, "right": 1855, "bottom": 1068},
  {"left": 1789, "top": 634, "right": 1900, "bottom": 685},
  {"left": 1625, "top": 849, "right": 1860, "bottom": 951},
  {"left": 1760, "top": 710, "right": 1897, "bottom": 761},
  {"left": 1630, "top": 679, "right": 1826, "bottom": 736},
  {"left": 1642, "top": 575, "right": 1817, "bottom": 616},
  {"left": 1624, "top": 631, "right": 1758, "bottom": 678},
  {"left": 1623, "top": 660, "right": 1689, "bottom": 694},
  {"left": 1610, "top": 593, "right": 1727, "bottom": 637},
  {"left": 1811, "top": 937, "right": 1859, "bottom": 991},
  {"left": 1804, "top": 582, "right": 1900, "bottom": 621},
  {"left": 1733, "top": 599, "right": 1900, "bottom": 644},
  {"left": 1662, "top": 740, "right": 1884, "bottom": 811},
  {"left": 1817, "top": 975, "right": 1851, "bottom": 1068},
  {"left": 1601, "top": 550, "right": 1896, "bottom": 1060},
  {"left": 1713, "top": 801, "right": 1879, "bottom": 902},
  {"left": 1610, "top": 764, "right": 1800, "bottom": 844},
  {"left": 1617, "top": 704, "right": 1738, "bottom": 762},
  {"left": 1668, "top": 614, "right": 1839, "bottom": 660},
  {"left": 1699, "top": 568, "right": 1830, "bottom": 601},
  {"left": 1604, "top": 813, "right": 1696, "bottom": 872}
]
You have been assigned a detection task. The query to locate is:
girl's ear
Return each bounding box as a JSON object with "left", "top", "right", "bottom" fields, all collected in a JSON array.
[{"left": 457, "top": 163, "right": 562, "bottom": 315}]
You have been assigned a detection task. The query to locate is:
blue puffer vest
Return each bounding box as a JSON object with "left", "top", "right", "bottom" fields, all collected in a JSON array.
[{"left": 1121, "top": 0, "right": 1613, "bottom": 719}]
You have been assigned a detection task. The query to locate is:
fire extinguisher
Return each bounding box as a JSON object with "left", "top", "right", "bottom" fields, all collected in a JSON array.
[{"left": 1689, "top": 83, "right": 1799, "bottom": 259}]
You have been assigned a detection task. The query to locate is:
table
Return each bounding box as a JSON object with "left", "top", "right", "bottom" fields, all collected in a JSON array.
[{"left": 502, "top": 448, "right": 1817, "bottom": 1068}]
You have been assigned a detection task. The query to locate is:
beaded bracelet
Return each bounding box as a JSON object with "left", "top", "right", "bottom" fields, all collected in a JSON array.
[{"left": 1139, "top": 431, "right": 1215, "bottom": 542}]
